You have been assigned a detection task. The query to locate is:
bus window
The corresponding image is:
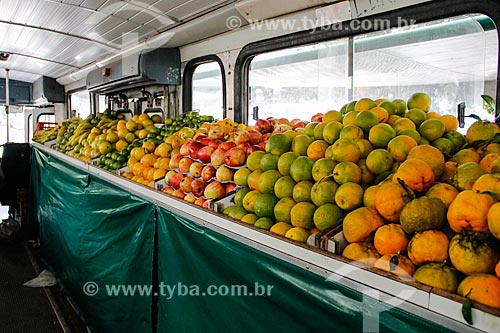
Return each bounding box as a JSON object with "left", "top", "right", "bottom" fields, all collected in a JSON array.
[
  {"left": 98, "top": 95, "right": 107, "bottom": 113},
  {"left": 248, "top": 39, "right": 349, "bottom": 125},
  {"left": 191, "top": 61, "right": 224, "bottom": 120},
  {"left": 69, "top": 90, "right": 91, "bottom": 119},
  {"left": 353, "top": 15, "right": 498, "bottom": 132}
]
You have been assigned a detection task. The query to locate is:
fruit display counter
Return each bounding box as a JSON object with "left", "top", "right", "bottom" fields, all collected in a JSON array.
[{"left": 30, "top": 93, "right": 500, "bottom": 332}]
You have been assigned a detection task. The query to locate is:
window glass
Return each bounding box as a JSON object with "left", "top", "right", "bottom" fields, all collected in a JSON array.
[
  {"left": 248, "top": 39, "right": 349, "bottom": 125},
  {"left": 70, "top": 90, "right": 91, "bottom": 119},
  {"left": 354, "top": 15, "right": 498, "bottom": 132},
  {"left": 192, "top": 62, "right": 224, "bottom": 120},
  {"left": 98, "top": 95, "right": 107, "bottom": 113}
]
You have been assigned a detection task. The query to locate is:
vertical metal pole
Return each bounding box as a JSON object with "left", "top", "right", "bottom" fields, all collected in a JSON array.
[
  {"left": 347, "top": 37, "right": 354, "bottom": 101},
  {"left": 5, "top": 68, "right": 9, "bottom": 142}
]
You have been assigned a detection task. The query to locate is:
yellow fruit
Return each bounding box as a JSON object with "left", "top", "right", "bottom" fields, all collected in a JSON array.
[
  {"left": 375, "top": 181, "right": 414, "bottom": 222},
  {"left": 334, "top": 182, "right": 364, "bottom": 211},
  {"left": 322, "top": 110, "right": 343, "bottom": 123},
  {"left": 266, "top": 133, "right": 292, "bottom": 155},
  {"left": 450, "top": 148, "right": 481, "bottom": 165},
  {"left": 413, "top": 263, "right": 459, "bottom": 293},
  {"left": 387, "top": 135, "right": 418, "bottom": 162},
  {"left": 339, "top": 125, "right": 364, "bottom": 140},
  {"left": 126, "top": 120, "right": 138, "bottom": 132},
  {"left": 392, "top": 158, "right": 435, "bottom": 193},
  {"left": 480, "top": 153, "right": 500, "bottom": 173},
  {"left": 343, "top": 207, "right": 384, "bottom": 243},
  {"left": 449, "top": 233, "right": 500, "bottom": 275},
  {"left": 313, "top": 203, "right": 343, "bottom": 231},
  {"left": 392, "top": 118, "right": 417, "bottom": 132},
  {"left": 290, "top": 202, "right": 316, "bottom": 229},
  {"left": 368, "top": 123, "right": 396, "bottom": 148},
  {"left": 342, "top": 242, "right": 381, "bottom": 267},
  {"left": 407, "top": 230, "right": 449, "bottom": 265},
  {"left": 354, "top": 98, "right": 377, "bottom": 112},
  {"left": 457, "top": 274, "right": 500, "bottom": 309},
  {"left": 407, "top": 144, "right": 445, "bottom": 178},
  {"left": 472, "top": 173, "right": 500, "bottom": 200},
  {"left": 355, "top": 110, "right": 379, "bottom": 131},
  {"left": 285, "top": 227, "right": 310, "bottom": 243},
  {"left": 399, "top": 196, "right": 446, "bottom": 234},
  {"left": 453, "top": 162, "right": 488, "bottom": 191},
  {"left": 362, "top": 185, "right": 380, "bottom": 209},
  {"left": 418, "top": 118, "right": 446, "bottom": 141},
  {"left": 342, "top": 111, "right": 359, "bottom": 126},
  {"left": 407, "top": 92, "right": 431, "bottom": 112},
  {"left": 405, "top": 108, "right": 427, "bottom": 127},
  {"left": 306, "top": 140, "right": 329, "bottom": 161},
  {"left": 425, "top": 182, "right": 459, "bottom": 208},
  {"left": 365, "top": 149, "right": 393, "bottom": 175},
  {"left": 333, "top": 161, "right": 362, "bottom": 184},
  {"left": 270, "top": 222, "right": 293, "bottom": 236},
  {"left": 489, "top": 203, "right": 500, "bottom": 240},
  {"left": 466, "top": 120, "right": 500, "bottom": 143},
  {"left": 115, "top": 140, "right": 128, "bottom": 152},
  {"left": 439, "top": 114, "right": 459, "bottom": 132},
  {"left": 370, "top": 106, "right": 389, "bottom": 123},
  {"left": 374, "top": 224, "right": 409, "bottom": 255}
]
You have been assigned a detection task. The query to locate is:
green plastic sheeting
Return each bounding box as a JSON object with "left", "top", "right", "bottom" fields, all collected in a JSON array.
[
  {"left": 157, "top": 208, "right": 455, "bottom": 333},
  {"left": 30, "top": 148, "right": 155, "bottom": 333}
]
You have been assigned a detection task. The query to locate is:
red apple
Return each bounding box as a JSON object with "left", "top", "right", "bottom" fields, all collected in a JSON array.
[
  {"left": 188, "top": 141, "right": 204, "bottom": 159},
  {"left": 204, "top": 181, "right": 226, "bottom": 199},
  {"left": 197, "top": 146, "right": 214, "bottom": 164},
  {"left": 189, "top": 161, "right": 204, "bottom": 178},
  {"left": 169, "top": 153, "right": 183, "bottom": 169},
  {"left": 260, "top": 133, "right": 272, "bottom": 143},
  {"left": 208, "top": 124, "right": 225, "bottom": 139},
  {"left": 292, "top": 121, "right": 307, "bottom": 129},
  {"left": 224, "top": 147, "right": 246, "bottom": 167},
  {"left": 195, "top": 134, "right": 208, "bottom": 142},
  {"left": 208, "top": 139, "right": 222, "bottom": 149},
  {"left": 216, "top": 165, "right": 235, "bottom": 182},
  {"left": 162, "top": 186, "right": 175, "bottom": 195},
  {"left": 235, "top": 130, "right": 251, "bottom": 145},
  {"left": 202, "top": 200, "right": 210, "bottom": 209},
  {"left": 184, "top": 193, "right": 196, "bottom": 203},
  {"left": 164, "top": 170, "right": 177, "bottom": 185},
  {"left": 255, "top": 119, "right": 274, "bottom": 134},
  {"left": 311, "top": 113, "right": 324, "bottom": 122},
  {"left": 169, "top": 173, "right": 184, "bottom": 189},
  {"left": 290, "top": 118, "right": 302, "bottom": 126},
  {"left": 201, "top": 165, "right": 216, "bottom": 181},
  {"left": 179, "top": 141, "right": 192, "bottom": 156},
  {"left": 218, "top": 141, "right": 236, "bottom": 151},
  {"left": 247, "top": 130, "right": 262, "bottom": 145},
  {"left": 277, "top": 118, "right": 290, "bottom": 125},
  {"left": 191, "top": 179, "right": 207, "bottom": 197},
  {"left": 194, "top": 197, "right": 206, "bottom": 207},
  {"left": 225, "top": 183, "right": 237, "bottom": 193},
  {"left": 211, "top": 148, "right": 227, "bottom": 167},
  {"left": 172, "top": 189, "right": 186, "bottom": 199},
  {"left": 180, "top": 176, "right": 194, "bottom": 193},
  {"left": 236, "top": 143, "right": 250, "bottom": 151},
  {"left": 178, "top": 157, "right": 194, "bottom": 173}
]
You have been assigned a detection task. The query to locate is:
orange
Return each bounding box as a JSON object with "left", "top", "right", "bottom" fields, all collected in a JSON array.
[
  {"left": 479, "top": 152, "right": 500, "bottom": 172},
  {"left": 310, "top": 180, "right": 338, "bottom": 206},
  {"left": 306, "top": 140, "right": 329, "bottom": 160},
  {"left": 370, "top": 106, "right": 389, "bottom": 123},
  {"left": 465, "top": 120, "right": 500, "bottom": 143},
  {"left": 405, "top": 108, "right": 427, "bottom": 127},
  {"left": 342, "top": 207, "right": 384, "bottom": 243},
  {"left": 497, "top": 261, "right": 500, "bottom": 279},
  {"left": 247, "top": 170, "right": 263, "bottom": 191},
  {"left": 392, "top": 118, "right": 416, "bottom": 132},
  {"left": 312, "top": 158, "right": 336, "bottom": 182},
  {"left": 313, "top": 203, "right": 344, "bottom": 231},
  {"left": 322, "top": 121, "right": 343, "bottom": 144},
  {"left": 289, "top": 156, "right": 314, "bottom": 182},
  {"left": 373, "top": 224, "right": 409, "bottom": 255},
  {"left": 339, "top": 125, "right": 364, "bottom": 140},
  {"left": 375, "top": 181, "right": 414, "bottom": 222},
  {"left": 291, "top": 134, "right": 314, "bottom": 156},
  {"left": 425, "top": 182, "right": 459, "bottom": 208},
  {"left": 290, "top": 202, "right": 317, "bottom": 230},
  {"left": 400, "top": 196, "right": 446, "bottom": 234},
  {"left": 407, "top": 230, "right": 449, "bottom": 265},
  {"left": 140, "top": 153, "right": 157, "bottom": 167},
  {"left": 342, "top": 111, "right": 359, "bottom": 126},
  {"left": 322, "top": 110, "right": 343, "bottom": 123},
  {"left": 472, "top": 173, "right": 500, "bottom": 200},
  {"left": 266, "top": 133, "right": 292, "bottom": 155},
  {"left": 392, "top": 158, "right": 435, "bottom": 193},
  {"left": 330, "top": 138, "right": 362, "bottom": 163},
  {"left": 270, "top": 222, "right": 293, "bottom": 236},
  {"left": 407, "top": 145, "right": 445, "bottom": 178},
  {"left": 273, "top": 197, "right": 296, "bottom": 224},
  {"left": 258, "top": 170, "right": 281, "bottom": 194},
  {"left": 449, "top": 233, "right": 500, "bottom": 276},
  {"left": 358, "top": 159, "right": 375, "bottom": 185},
  {"left": 355, "top": 139, "right": 373, "bottom": 158},
  {"left": 156, "top": 143, "right": 173, "bottom": 158},
  {"left": 450, "top": 148, "right": 481, "bottom": 165},
  {"left": 374, "top": 254, "right": 416, "bottom": 278},
  {"left": 407, "top": 92, "right": 431, "bottom": 112},
  {"left": 439, "top": 161, "right": 458, "bottom": 184},
  {"left": 413, "top": 263, "right": 459, "bottom": 293},
  {"left": 284, "top": 227, "right": 310, "bottom": 243},
  {"left": 397, "top": 128, "right": 421, "bottom": 144},
  {"left": 247, "top": 151, "right": 266, "bottom": 171},
  {"left": 387, "top": 114, "right": 401, "bottom": 126},
  {"left": 334, "top": 182, "right": 364, "bottom": 211},
  {"left": 426, "top": 111, "right": 440, "bottom": 119},
  {"left": 355, "top": 110, "right": 379, "bottom": 131},
  {"left": 342, "top": 242, "right": 381, "bottom": 267},
  {"left": 368, "top": 123, "right": 397, "bottom": 148},
  {"left": 292, "top": 181, "right": 314, "bottom": 203},
  {"left": 453, "top": 161, "right": 488, "bottom": 191},
  {"left": 488, "top": 203, "right": 500, "bottom": 240},
  {"left": 457, "top": 274, "right": 500, "bottom": 309},
  {"left": 363, "top": 185, "right": 380, "bottom": 209},
  {"left": 378, "top": 100, "right": 398, "bottom": 116},
  {"left": 418, "top": 118, "right": 445, "bottom": 141},
  {"left": 439, "top": 114, "right": 459, "bottom": 132},
  {"left": 115, "top": 140, "right": 128, "bottom": 152},
  {"left": 333, "top": 161, "right": 362, "bottom": 184},
  {"left": 354, "top": 98, "right": 377, "bottom": 112},
  {"left": 387, "top": 135, "right": 418, "bottom": 162},
  {"left": 447, "top": 190, "right": 495, "bottom": 233},
  {"left": 365, "top": 149, "right": 394, "bottom": 175},
  {"left": 392, "top": 99, "right": 408, "bottom": 115}
]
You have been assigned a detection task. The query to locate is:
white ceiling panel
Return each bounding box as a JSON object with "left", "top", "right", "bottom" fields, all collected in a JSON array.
[
  {"left": 101, "top": 19, "right": 142, "bottom": 44},
  {"left": 62, "top": 0, "right": 85, "bottom": 5},
  {"left": 150, "top": 0, "right": 187, "bottom": 14},
  {"left": 0, "top": 68, "right": 40, "bottom": 82},
  {"left": 129, "top": 9, "right": 172, "bottom": 26},
  {"left": 0, "top": 0, "right": 38, "bottom": 22},
  {"left": 98, "top": 0, "right": 127, "bottom": 14},
  {"left": 80, "top": 0, "right": 108, "bottom": 10},
  {"left": 67, "top": 11, "right": 108, "bottom": 35},
  {"left": 113, "top": 3, "right": 147, "bottom": 20},
  {"left": 143, "top": 15, "right": 175, "bottom": 30},
  {"left": 109, "top": 24, "right": 156, "bottom": 46},
  {"left": 166, "top": 0, "right": 228, "bottom": 21}
]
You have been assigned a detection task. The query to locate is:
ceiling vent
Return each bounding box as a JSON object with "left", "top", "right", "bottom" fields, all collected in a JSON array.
[{"left": 0, "top": 52, "right": 11, "bottom": 61}]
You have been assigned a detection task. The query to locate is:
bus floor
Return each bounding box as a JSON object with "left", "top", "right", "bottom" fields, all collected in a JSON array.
[{"left": 0, "top": 241, "right": 88, "bottom": 333}]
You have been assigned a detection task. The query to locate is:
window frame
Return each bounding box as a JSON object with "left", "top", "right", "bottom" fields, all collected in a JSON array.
[
  {"left": 67, "top": 87, "right": 91, "bottom": 119},
  {"left": 182, "top": 55, "right": 227, "bottom": 118},
  {"left": 234, "top": 0, "right": 500, "bottom": 124}
]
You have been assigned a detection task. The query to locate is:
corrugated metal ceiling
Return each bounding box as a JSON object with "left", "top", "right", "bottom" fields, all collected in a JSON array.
[{"left": 0, "top": 0, "right": 235, "bottom": 83}]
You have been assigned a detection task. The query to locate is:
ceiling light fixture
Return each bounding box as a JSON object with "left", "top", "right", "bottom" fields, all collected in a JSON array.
[{"left": 0, "top": 52, "right": 11, "bottom": 61}]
